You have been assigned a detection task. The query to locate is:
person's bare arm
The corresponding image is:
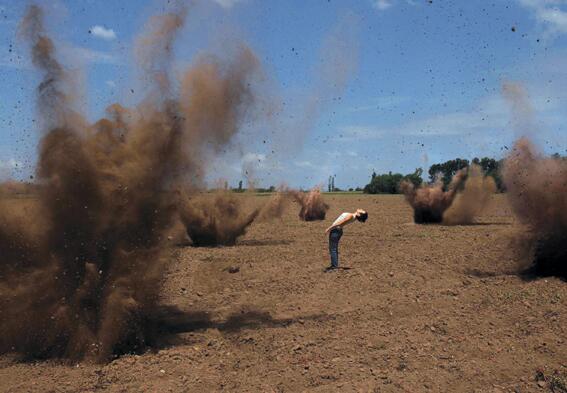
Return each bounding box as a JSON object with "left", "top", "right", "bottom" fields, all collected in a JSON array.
[{"left": 325, "top": 213, "right": 354, "bottom": 233}]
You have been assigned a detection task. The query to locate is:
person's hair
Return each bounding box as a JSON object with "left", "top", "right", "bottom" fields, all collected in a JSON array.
[{"left": 356, "top": 211, "right": 368, "bottom": 222}]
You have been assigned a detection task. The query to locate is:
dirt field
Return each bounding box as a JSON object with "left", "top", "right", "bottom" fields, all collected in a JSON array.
[{"left": 1, "top": 194, "right": 566, "bottom": 392}]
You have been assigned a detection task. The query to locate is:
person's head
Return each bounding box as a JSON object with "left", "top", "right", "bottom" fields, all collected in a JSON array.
[{"left": 355, "top": 208, "right": 368, "bottom": 222}]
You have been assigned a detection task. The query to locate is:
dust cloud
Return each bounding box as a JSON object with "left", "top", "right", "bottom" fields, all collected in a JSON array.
[
  {"left": 0, "top": 2, "right": 264, "bottom": 362},
  {"left": 503, "top": 139, "right": 567, "bottom": 276},
  {"left": 263, "top": 13, "right": 359, "bottom": 167},
  {"left": 178, "top": 190, "right": 288, "bottom": 247},
  {"left": 501, "top": 82, "right": 567, "bottom": 277},
  {"left": 442, "top": 164, "right": 496, "bottom": 225},
  {"left": 400, "top": 170, "right": 467, "bottom": 224},
  {"left": 179, "top": 192, "right": 259, "bottom": 246},
  {"left": 290, "top": 188, "right": 330, "bottom": 221}
]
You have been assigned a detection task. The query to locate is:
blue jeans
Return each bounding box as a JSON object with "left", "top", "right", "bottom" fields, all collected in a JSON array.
[{"left": 329, "top": 227, "right": 343, "bottom": 268}]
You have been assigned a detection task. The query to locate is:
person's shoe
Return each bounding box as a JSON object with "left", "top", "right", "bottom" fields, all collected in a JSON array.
[{"left": 324, "top": 266, "right": 338, "bottom": 272}]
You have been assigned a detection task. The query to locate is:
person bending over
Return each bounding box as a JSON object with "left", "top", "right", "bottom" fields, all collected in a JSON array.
[{"left": 324, "top": 208, "right": 368, "bottom": 271}]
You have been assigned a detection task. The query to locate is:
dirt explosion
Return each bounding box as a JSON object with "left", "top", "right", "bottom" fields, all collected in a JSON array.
[
  {"left": 503, "top": 138, "right": 567, "bottom": 277},
  {"left": 400, "top": 170, "right": 467, "bottom": 224},
  {"left": 178, "top": 190, "right": 288, "bottom": 246},
  {"left": 501, "top": 82, "right": 567, "bottom": 277},
  {"left": 442, "top": 164, "right": 496, "bottom": 225},
  {"left": 290, "top": 188, "right": 329, "bottom": 221},
  {"left": 0, "top": 3, "right": 267, "bottom": 361}
]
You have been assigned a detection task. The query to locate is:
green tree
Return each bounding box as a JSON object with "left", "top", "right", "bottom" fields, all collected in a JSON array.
[
  {"left": 363, "top": 170, "right": 421, "bottom": 194},
  {"left": 472, "top": 157, "right": 504, "bottom": 191},
  {"left": 428, "top": 158, "right": 469, "bottom": 186},
  {"left": 403, "top": 168, "right": 423, "bottom": 188}
]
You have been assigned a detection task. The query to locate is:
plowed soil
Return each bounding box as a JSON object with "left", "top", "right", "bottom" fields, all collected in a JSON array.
[{"left": 1, "top": 194, "right": 566, "bottom": 392}]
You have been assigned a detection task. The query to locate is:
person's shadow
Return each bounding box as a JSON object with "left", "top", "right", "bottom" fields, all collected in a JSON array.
[{"left": 324, "top": 266, "right": 352, "bottom": 272}]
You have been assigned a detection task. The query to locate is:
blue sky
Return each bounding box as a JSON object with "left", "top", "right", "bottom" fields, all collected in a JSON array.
[{"left": 1, "top": 0, "right": 566, "bottom": 189}]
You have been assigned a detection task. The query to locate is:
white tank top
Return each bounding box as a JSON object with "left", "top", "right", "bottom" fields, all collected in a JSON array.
[{"left": 332, "top": 212, "right": 353, "bottom": 227}]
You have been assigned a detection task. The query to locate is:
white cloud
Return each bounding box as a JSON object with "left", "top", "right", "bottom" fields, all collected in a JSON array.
[
  {"left": 404, "top": 111, "right": 503, "bottom": 136},
  {"left": 0, "top": 158, "right": 18, "bottom": 169},
  {"left": 371, "top": 0, "right": 417, "bottom": 11},
  {"left": 73, "top": 47, "right": 117, "bottom": 64},
  {"left": 295, "top": 160, "right": 316, "bottom": 168},
  {"left": 0, "top": 45, "right": 119, "bottom": 70},
  {"left": 338, "top": 95, "right": 511, "bottom": 141},
  {"left": 0, "top": 158, "right": 21, "bottom": 179},
  {"left": 539, "top": 7, "right": 567, "bottom": 32},
  {"left": 105, "top": 80, "right": 116, "bottom": 88},
  {"left": 355, "top": 112, "right": 495, "bottom": 138},
  {"left": 90, "top": 25, "right": 116, "bottom": 40},
  {"left": 242, "top": 152, "right": 266, "bottom": 163},
  {"left": 339, "top": 125, "right": 386, "bottom": 140},
  {"left": 519, "top": 0, "right": 567, "bottom": 6},
  {"left": 373, "top": 0, "right": 393, "bottom": 10},
  {"left": 334, "top": 84, "right": 566, "bottom": 164},
  {"left": 518, "top": 0, "right": 567, "bottom": 35},
  {"left": 212, "top": 0, "right": 246, "bottom": 9},
  {"left": 241, "top": 152, "right": 268, "bottom": 175},
  {"left": 61, "top": 46, "right": 119, "bottom": 65},
  {"left": 348, "top": 96, "right": 409, "bottom": 112}
]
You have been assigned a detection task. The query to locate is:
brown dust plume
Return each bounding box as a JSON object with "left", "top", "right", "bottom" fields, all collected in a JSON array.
[
  {"left": 442, "top": 164, "right": 496, "bottom": 225},
  {"left": 501, "top": 82, "right": 567, "bottom": 277},
  {"left": 400, "top": 170, "right": 467, "bottom": 224},
  {"left": 503, "top": 138, "right": 567, "bottom": 277},
  {"left": 290, "top": 187, "right": 330, "bottom": 221},
  {"left": 178, "top": 190, "right": 289, "bottom": 247},
  {"left": 179, "top": 191, "right": 259, "bottom": 247},
  {"left": 0, "top": 3, "right": 264, "bottom": 362}
]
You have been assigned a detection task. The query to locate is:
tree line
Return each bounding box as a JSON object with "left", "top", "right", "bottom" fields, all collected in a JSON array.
[
  {"left": 227, "top": 153, "right": 563, "bottom": 194},
  {"left": 363, "top": 157, "right": 504, "bottom": 194}
]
